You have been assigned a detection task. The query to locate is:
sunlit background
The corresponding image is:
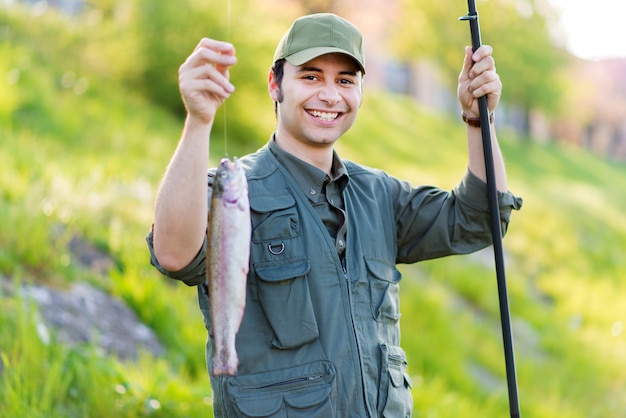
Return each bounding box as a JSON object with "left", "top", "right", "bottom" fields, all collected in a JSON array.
[
  {"left": 549, "top": 0, "right": 626, "bottom": 60},
  {"left": 1, "top": 0, "right": 625, "bottom": 417}
]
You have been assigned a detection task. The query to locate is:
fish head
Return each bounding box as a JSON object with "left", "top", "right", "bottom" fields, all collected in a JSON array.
[{"left": 214, "top": 157, "right": 248, "bottom": 204}]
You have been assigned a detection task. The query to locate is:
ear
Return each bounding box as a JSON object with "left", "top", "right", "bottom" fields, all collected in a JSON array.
[{"left": 268, "top": 68, "right": 280, "bottom": 101}]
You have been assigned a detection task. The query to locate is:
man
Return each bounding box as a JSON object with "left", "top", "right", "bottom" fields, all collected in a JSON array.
[{"left": 147, "top": 13, "right": 522, "bottom": 417}]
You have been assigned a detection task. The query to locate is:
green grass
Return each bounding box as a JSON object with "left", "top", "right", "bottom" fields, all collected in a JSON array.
[
  {"left": 2, "top": 4, "right": 626, "bottom": 418},
  {"left": 0, "top": 280, "right": 214, "bottom": 418}
]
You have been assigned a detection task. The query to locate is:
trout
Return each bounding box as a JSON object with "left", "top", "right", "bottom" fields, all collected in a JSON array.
[{"left": 206, "top": 157, "right": 250, "bottom": 376}]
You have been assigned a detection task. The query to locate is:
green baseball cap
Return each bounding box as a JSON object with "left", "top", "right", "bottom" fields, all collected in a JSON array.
[{"left": 273, "top": 13, "right": 366, "bottom": 74}]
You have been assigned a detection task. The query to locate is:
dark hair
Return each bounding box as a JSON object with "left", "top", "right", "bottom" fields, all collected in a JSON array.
[{"left": 270, "top": 59, "right": 285, "bottom": 116}]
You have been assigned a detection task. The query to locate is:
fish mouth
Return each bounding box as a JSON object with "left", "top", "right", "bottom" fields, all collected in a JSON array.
[
  {"left": 215, "top": 157, "right": 247, "bottom": 202},
  {"left": 307, "top": 110, "right": 341, "bottom": 122}
]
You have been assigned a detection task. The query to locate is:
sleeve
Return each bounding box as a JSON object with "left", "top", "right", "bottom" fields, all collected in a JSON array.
[
  {"left": 454, "top": 169, "right": 523, "bottom": 236},
  {"left": 146, "top": 229, "right": 207, "bottom": 286},
  {"left": 145, "top": 171, "right": 216, "bottom": 286},
  {"left": 394, "top": 168, "right": 522, "bottom": 263}
]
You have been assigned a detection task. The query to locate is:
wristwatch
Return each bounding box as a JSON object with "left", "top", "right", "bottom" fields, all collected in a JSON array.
[{"left": 462, "top": 112, "right": 494, "bottom": 128}]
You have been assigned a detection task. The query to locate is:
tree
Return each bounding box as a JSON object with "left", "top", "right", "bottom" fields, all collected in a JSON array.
[{"left": 391, "top": 0, "right": 568, "bottom": 136}]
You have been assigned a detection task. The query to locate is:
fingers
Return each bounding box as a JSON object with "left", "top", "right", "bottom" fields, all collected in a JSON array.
[
  {"left": 180, "top": 59, "right": 234, "bottom": 91},
  {"left": 191, "top": 38, "right": 237, "bottom": 73},
  {"left": 467, "top": 66, "right": 501, "bottom": 100},
  {"left": 192, "top": 37, "right": 235, "bottom": 55},
  {"left": 460, "top": 45, "right": 495, "bottom": 82},
  {"left": 178, "top": 38, "right": 238, "bottom": 122},
  {"left": 458, "top": 45, "right": 501, "bottom": 113},
  {"left": 181, "top": 39, "right": 236, "bottom": 78},
  {"left": 459, "top": 45, "right": 502, "bottom": 98},
  {"left": 470, "top": 45, "right": 493, "bottom": 65},
  {"left": 468, "top": 46, "right": 495, "bottom": 80},
  {"left": 179, "top": 66, "right": 232, "bottom": 104}
]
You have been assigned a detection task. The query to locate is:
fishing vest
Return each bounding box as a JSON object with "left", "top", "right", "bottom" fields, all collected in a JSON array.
[{"left": 201, "top": 145, "right": 413, "bottom": 418}]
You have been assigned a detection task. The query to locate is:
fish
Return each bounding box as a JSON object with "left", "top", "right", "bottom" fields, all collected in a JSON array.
[{"left": 206, "top": 157, "right": 250, "bottom": 376}]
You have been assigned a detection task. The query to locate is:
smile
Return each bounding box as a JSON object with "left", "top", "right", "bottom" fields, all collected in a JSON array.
[{"left": 307, "top": 110, "right": 340, "bottom": 121}]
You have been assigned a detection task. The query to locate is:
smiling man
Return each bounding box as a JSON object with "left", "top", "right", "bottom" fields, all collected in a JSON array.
[
  {"left": 147, "top": 13, "right": 522, "bottom": 418},
  {"left": 270, "top": 52, "right": 362, "bottom": 171}
]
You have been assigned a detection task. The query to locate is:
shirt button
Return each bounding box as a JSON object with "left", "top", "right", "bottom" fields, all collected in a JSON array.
[
  {"left": 338, "top": 239, "right": 345, "bottom": 248},
  {"left": 309, "top": 188, "right": 316, "bottom": 195}
]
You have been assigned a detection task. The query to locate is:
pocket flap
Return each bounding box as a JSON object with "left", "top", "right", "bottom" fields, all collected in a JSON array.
[
  {"left": 254, "top": 258, "right": 310, "bottom": 283},
  {"left": 229, "top": 361, "right": 336, "bottom": 416},
  {"left": 284, "top": 384, "right": 332, "bottom": 409},
  {"left": 383, "top": 343, "right": 412, "bottom": 389},
  {"left": 365, "top": 257, "right": 401, "bottom": 284},
  {"left": 388, "top": 367, "right": 413, "bottom": 389},
  {"left": 249, "top": 193, "right": 295, "bottom": 213},
  {"left": 389, "top": 367, "right": 404, "bottom": 388},
  {"left": 234, "top": 395, "right": 283, "bottom": 417}
]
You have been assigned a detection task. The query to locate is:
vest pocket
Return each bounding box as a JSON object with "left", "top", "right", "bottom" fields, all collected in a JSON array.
[
  {"left": 365, "top": 257, "right": 402, "bottom": 324},
  {"left": 254, "top": 257, "right": 319, "bottom": 349},
  {"left": 378, "top": 343, "right": 413, "bottom": 418},
  {"left": 251, "top": 193, "right": 299, "bottom": 243},
  {"left": 228, "top": 360, "right": 336, "bottom": 418}
]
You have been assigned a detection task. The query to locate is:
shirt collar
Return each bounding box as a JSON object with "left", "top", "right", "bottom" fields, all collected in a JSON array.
[{"left": 268, "top": 136, "right": 349, "bottom": 203}]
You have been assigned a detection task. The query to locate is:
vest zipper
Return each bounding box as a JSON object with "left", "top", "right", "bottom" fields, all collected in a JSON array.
[
  {"left": 340, "top": 252, "right": 371, "bottom": 417},
  {"left": 258, "top": 374, "right": 323, "bottom": 389}
]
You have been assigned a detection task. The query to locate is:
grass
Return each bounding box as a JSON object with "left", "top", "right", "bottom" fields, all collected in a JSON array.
[
  {"left": 2, "top": 4, "right": 626, "bottom": 417},
  {"left": 0, "top": 281, "right": 214, "bottom": 418}
]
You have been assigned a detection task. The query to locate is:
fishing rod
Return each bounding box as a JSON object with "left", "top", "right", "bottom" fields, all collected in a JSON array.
[{"left": 459, "top": 2, "right": 521, "bottom": 417}]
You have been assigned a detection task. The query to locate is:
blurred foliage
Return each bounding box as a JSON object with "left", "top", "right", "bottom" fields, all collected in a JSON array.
[
  {"left": 86, "top": 0, "right": 300, "bottom": 153},
  {"left": 392, "top": 0, "right": 569, "bottom": 124}
]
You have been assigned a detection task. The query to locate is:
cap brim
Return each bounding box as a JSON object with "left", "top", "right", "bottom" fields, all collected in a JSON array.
[{"left": 284, "top": 47, "right": 365, "bottom": 74}]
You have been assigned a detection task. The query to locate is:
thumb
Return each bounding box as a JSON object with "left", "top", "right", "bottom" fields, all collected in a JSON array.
[
  {"left": 216, "top": 47, "right": 236, "bottom": 76},
  {"left": 459, "top": 46, "right": 474, "bottom": 82}
]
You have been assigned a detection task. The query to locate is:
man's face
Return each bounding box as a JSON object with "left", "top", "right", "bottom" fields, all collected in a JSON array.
[{"left": 269, "top": 53, "right": 363, "bottom": 150}]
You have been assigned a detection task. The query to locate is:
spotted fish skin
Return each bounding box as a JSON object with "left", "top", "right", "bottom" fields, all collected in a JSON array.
[{"left": 206, "top": 157, "right": 250, "bottom": 376}]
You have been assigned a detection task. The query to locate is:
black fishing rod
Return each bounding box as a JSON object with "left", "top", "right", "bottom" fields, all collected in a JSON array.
[{"left": 459, "top": 2, "right": 521, "bottom": 417}]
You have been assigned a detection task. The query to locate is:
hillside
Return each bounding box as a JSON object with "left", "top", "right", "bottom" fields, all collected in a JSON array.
[{"left": 2, "top": 4, "right": 626, "bottom": 418}]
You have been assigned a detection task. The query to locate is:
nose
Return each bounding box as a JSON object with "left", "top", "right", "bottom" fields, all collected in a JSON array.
[{"left": 318, "top": 81, "right": 341, "bottom": 105}]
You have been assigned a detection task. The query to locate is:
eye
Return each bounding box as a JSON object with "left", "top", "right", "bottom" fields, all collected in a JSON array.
[{"left": 219, "top": 171, "right": 228, "bottom": 179}]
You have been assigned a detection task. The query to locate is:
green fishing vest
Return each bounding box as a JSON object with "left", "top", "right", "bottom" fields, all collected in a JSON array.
[{"left": 201, "top": 145, "right": 413, "bottom": 417}]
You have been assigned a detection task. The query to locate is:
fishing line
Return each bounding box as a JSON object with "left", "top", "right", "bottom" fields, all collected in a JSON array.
[{"left": 222, "top": 0, "right": 231, "bottom": 157}]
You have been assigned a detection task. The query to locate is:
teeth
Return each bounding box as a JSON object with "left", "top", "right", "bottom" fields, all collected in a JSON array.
[{"left": 309, "top": 110, "right": 339, "bottom": 121}]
